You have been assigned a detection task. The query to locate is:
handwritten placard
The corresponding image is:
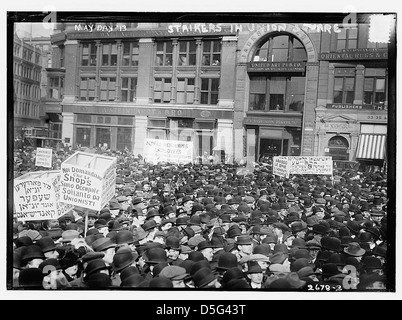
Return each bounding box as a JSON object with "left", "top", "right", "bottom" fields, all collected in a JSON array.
[
  {"left": 35, "top": 147, "right": 53, "bottom": 168},
  {"left": 287, "top": 156, "right": 333, "bottom": 175},
  {"left": 144, "top": 139, "right": 193, "bottom": 164},
  {"left": 273, "top": 156, "right": 290, "bottom": 178},
  {"left": 14, "top": 171, "right": 73, "bottom": 222}
]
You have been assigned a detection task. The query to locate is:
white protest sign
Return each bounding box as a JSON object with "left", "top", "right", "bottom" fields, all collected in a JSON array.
[
  {"left": 14, "top": 170, "right": 73, "bottom": 222},
  {"left": 60, "top": 152, "right": 117, "bottom": 211},
  {"left": 287, "top": 156, "right": 333, "bottom": 175},
  {"left": 35, "top": 147, "right": 53, "bottom": 168},
  {"left": 273, "top": 156, "right": 290, "bottom": 178},
  {"left": 144, "top": 138, "right": 193, "bottom": 164}
]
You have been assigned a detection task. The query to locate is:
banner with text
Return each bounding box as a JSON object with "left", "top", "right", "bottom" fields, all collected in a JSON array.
[
  {"left": 287, "top": 156, "right": 333, "bottom": 175},
  {"left": 14, "top": 171, "right": 73, "bottom": 222},
  {"left": 273, "top": 156, "right": 333, "bottom": 176},
  {"left": 60, "top": 152, "right": 117, "bottom": 211},
  {"left": 35, "top": 147, "right": 53, "bottom": 168},
  {"left": 144, "top": 139, "right": 193, "bottom": 164}
]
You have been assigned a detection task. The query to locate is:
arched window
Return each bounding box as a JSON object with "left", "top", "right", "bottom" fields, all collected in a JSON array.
[
  {"left": 253, "top": 33, "right": 307, "bottom": 62},
  {"left": 327, "top": 135, "right": 349, "bottom": 160}
]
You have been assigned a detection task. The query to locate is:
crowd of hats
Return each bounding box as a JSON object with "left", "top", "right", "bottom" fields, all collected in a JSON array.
[{"left": 12, "top": 149, "right": 389, "bottom": 291}]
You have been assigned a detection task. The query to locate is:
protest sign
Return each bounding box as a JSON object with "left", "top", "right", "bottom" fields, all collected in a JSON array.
[
  {"left": 287, "top": 156, "right": 333, "bottom": 175},
  {"left": 273, "top": 156, "right": 290, "bottom": 178},
  {"left": 144, "top": 138, "right": 193, "bottom": 164},
  {"left": 60, "top": 152, "right": 117, "bottom": 211},
  {"left": 35, "top": 147, "right": 53, "bottom": 168},
  {"left": 14, "top": 170, "right": 73, "bottom": 222}
]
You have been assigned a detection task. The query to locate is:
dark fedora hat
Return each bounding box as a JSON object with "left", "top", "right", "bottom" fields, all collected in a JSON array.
[
  {"left": 146, "top": 209, "right": 161, "bottom": 220},
  {"left": 362, "top": 256, "right": 383, "bottom": 270},
  {"left": 165, "top": 235, "right": 181, "bottom": 251},
  {"left": 235, "top": 235, "right": 253, "bottom": 246},
  {"left": 193, "top": 267, "right": 217, "bottom": 288},
  {"left": 346, "top": 220, "right": 362, "bottom": 235},
  {"left": 94, "top": 219, "right": 108, "bottom": 229},
  {"left": 321, "top": 263, "right": 340, "bottom": 278},
  {"left": 372, "top": 245, "right": 387, "bottom": 258},
  {"left": 245, "top": 260, "right": 263, "bottom": 274},
  {"left": 84, "top": 258, "right": 112, "bottom": 280},
  {"left": 197, "top": 240, "right": 214, "bottom": 251},
  {"left": 291, "top": 221, "right": 307, "bottom": 234},
  {"left": 82, "top": 251, "right": 105, "bottom": 264},
  {"left": 20, "top": 245, "right": 45, "bottom": 263},
  {"left": 85, "top": 272, "right": 112, "bottom": 288},
  {"left": 112, "top": 248, "right": 139, "bottom": 273},
  {"left": 92, "top": 237, "right": 116, "bottom": 252},
  {"left": 119, "top": 266, "right": 140, "bottom": 283},
  {"left": 115, "top": 230, "right": 135, "bottom": 246},
  {"left": 216, "top": 252, "right": 238, "bottom": 271},
  {"left": 188, "top": 251, "right": 206, "bottom": 262},
  {"left": 190, "top": 259, "right": 211, "bottom": 276},
  {"left": 142, "top": 220, "right": 158, "bottom": 231},
  {"left": 312, "top": 224, "right": 328, "bottom": 236},
  {"left": 145, "top": 247, "right": 167, "bottom": 264},
  {"left": 36, "top": 236, "right": 58, "bottom": 253},
  {"left": 121, "top": 274, "right": 145, "bottom": 287},
  {"left": 273, "top": 222, "right": 289, "bottom": 232},
  {"left": 321, "top": 236, "right": 341, "bottom": 252},
  {"left": 148, "top": 277, "right": 173, "bottom": 288}
]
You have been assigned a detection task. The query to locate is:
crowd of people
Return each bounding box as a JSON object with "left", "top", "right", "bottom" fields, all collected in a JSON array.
[{"left": 11, "top": 148, "right": 389, "bottom": 291}]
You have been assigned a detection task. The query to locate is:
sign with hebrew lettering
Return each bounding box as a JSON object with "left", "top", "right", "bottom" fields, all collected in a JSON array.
[
  {"left": 60, "top": 152, "right": 117, "bottom": 211},
  {"left": 287, "top": 156, "right": 333, "bottom": 175},
  {"left": 14, "top": 171, "right": 73, "bottom": 222}
]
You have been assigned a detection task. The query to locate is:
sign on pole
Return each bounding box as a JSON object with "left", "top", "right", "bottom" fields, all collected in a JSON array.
[
  {"left": 144, "top": 138, "right": 193, "bottom": 164},
  {"left": 14, "top": 170, "right": 73, "bottom": 222},
  {"left": 273, "top": 156, "right": 290, "bottom": 178},
  {"left": 35, "top": 147, "right": 53, "bottom": 168},
  {"left": 60, "top": 152, "right": 117, "bottom": 211}
]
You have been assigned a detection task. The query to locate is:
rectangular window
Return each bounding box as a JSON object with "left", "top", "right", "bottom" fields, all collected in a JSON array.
[
  {"left": 156, "top": 41, "right": 173, "bottom": 66},
  {"left": 271, "top": 35, "right": 289, "bottom": 62},
  {"left": 80, "top": 77, "right": 96, "bottom": 101},
  {"left": 117, "top": 127, "right": 132, "bottom": 151},
  {"left": 121, "top": 77, "right": 137, "bottom": 102},
  {"left": 337, "top": 27, "right": 358, "bottom": 50},
  {"left": 59, "top": 45, "right": 65, "bottom": 68},
  {"left": 81, "top": 43, "right": 97, "bottom": 66},
  {"left": 76, "top": 114, "right": 92, "bottom": 123},
  {"left": 76, "top": 127, "right": 91, "bottom": 147},
  {"left": 48, "top": 76, "right": 64, "bottom": 100},
  {"left": 101, "top": 43, "right": 117, "bottom": 66},
  {"left": 118, "top": 117, "right": 134, "bottom": 126},
  {"left": 249, "top": 76, "right": 266, "bottom": 111},
  {"left": 178, "top": 40, "right": 197, "bottom": 66},
  {"left": 334, "top": 76, "right": 355, "bottom": 103},
  {"left": 153, "top": 78, "right": 172, "bottom": 103},
  {"left": 201, "top": 78, "right": 219, "bottom": 104},
  {"left": 202, "top": 40, "right": 221, "bottom": 66},
  {"left": 364, "top": 78, "right": 386, "bottom": 105},
  {"left": 269, "top": 77, "right": 286, "bottom": 110},
  {"left": 176, "top": 78, "right": 195, "bottom": 104},
  {"left": 122, "top": 42, "right": 139, "bottom": 66},
  {"left": 288, "top": 76, "right": 305, "bottom": 111},
  {"left": 100, "top": 77, "right": 116, "bottom": 101}
]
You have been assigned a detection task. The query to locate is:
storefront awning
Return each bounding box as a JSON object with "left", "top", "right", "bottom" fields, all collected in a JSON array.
[{"left": 356, "top": 134, "right": 386, "bottom": 160}]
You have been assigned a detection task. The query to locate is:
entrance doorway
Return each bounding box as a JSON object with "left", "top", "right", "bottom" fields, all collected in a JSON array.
[{"left": 260, "top": 138, "right": 282, "bottom": 158}]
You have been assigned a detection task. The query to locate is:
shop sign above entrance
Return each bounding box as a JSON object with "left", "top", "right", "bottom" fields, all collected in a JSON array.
[{"left": 248, "top": 61, "right": 306, "bottom": 72}]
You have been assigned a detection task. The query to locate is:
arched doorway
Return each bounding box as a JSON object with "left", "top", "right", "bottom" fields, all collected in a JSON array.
[{"left": 327, "top": 135, "right": 349, "bottom": 160}]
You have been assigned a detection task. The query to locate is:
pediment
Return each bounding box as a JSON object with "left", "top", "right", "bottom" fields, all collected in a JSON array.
[{"left": 323, "top": 114, "right": 356, "bottom": 122}]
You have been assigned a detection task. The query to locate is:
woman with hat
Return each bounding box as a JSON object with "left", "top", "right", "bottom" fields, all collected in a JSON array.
[
  {"left": 59, "top": 249, "right": 82, "bottom": 283},
  {"left": 165, "top": 235, "right": 184, "bottom": 266}
]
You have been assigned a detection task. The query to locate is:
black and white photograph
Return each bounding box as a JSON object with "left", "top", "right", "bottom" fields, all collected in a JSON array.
[{"left": 4, "top": 2, "right": 399, "bottom": 302}]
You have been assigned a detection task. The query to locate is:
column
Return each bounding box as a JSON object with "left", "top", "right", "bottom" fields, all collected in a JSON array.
[
  {"left": 218, "top": 36, "right": 237, "bottom": 108},
  {"left": 114, "top": 40, "right": 122, "bottom": 101},
  {"left": 62, "top": 40, "right": 79, "bottom": 103},
  {"left": 133, "top": 116, "right": 148, "bottom": 157},
  {"left": 246, "top": 128, "right": 256, "bottom": 165},
  {"left": 136, "top": 38, "right": 154, "bottom": 104},
  {"left": 194, "top": 38, "right": 202, "bottom": 104},
  {"left": 354, "top": 65, "right": 365, "bottom": 104},
  {"left": 217, "top": 119, "right": 233, "bottom": 163},
  {"left": 61, "top": 112, "right": 74, "bottom": 147},
  {"left": 233, "top": 63, "right": 248, "bottom": 162},
  {"left": 301, "top": 62, "right": 319, "bottom": 156},
  {"left": 170, "top": 39, "right": 179, "bottom": 103},
  {"left": 94, "top": 40, "right": 101, "bottom": 101}
]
